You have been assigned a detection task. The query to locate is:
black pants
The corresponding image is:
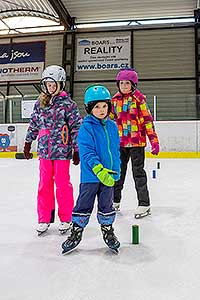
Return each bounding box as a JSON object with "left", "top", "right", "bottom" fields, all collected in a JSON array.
[{"left": 114, "top": 147, "right": 150, "bottom": 206}]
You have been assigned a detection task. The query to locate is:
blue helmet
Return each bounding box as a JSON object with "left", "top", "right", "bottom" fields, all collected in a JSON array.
[{"left": 84, "top": 84, "right": 111, "bottom": 114}]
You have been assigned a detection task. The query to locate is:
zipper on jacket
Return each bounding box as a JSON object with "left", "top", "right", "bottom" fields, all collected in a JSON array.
[{"left": 103, "top": 125, "right": 113, "bottom": 169}]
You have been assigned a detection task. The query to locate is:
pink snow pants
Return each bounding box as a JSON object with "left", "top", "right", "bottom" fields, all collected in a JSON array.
[{"left": 37, "top": 159, "right": 74, "bottom": 223}]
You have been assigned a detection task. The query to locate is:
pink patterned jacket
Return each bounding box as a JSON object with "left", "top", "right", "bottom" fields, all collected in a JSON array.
[{"left": 110, "top": 89, "right": 159, "bottom": 148}]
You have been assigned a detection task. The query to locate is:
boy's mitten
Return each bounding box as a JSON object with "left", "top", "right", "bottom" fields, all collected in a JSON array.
[{"left": 92, "top": 164, "right": 117, "bottom": 187}]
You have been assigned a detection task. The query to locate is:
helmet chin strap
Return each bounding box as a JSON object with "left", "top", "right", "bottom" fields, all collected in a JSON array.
[{"left": 40, "top": 78, "right": 63, "bottom": 96}]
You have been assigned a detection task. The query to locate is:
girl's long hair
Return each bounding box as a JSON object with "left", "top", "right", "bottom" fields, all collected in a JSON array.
[{"left": 39, "top": 92, "right": 51, "bottom": 108}]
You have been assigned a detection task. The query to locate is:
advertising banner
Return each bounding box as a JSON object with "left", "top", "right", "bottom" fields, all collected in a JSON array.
[
  {"left": 76, "top": 36, "right": 130, "bottom": 71},
  {"left": 0, "top": 41, "right": 45, "bottom": 82}
]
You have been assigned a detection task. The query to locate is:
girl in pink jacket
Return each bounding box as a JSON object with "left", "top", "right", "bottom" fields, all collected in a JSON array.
[{"left": 110, "top": 68, "right": 159, "bottom": 218}]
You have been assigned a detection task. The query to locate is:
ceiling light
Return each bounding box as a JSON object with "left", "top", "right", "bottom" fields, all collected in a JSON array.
[
  {"left": 4, "top": 16, "right": 59, "bottom": 29},
  {"left": 18, "top": 25, "right": 64, "bottom": 33},
  {"left": 76, "top": 21, "right": 130, "bottom": 29},
  {"left": 139, "top": 18, "right": 195, "bottom": 25}
]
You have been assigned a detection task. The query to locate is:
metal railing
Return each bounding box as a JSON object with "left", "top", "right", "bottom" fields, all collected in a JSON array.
[
  {"left": 0, "top": 93, "right": 198, "bottom": 123},
  {"left": 0, "top": 94, "right": 38, "bottom": 123}
]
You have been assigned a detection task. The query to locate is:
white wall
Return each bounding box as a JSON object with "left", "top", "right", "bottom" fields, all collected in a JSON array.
[
  {"left": 0, "top": 121, "right": 199, "bottom": 153},
  {"left": 16, "top": 124, "right": 37, "bottom": 152}
]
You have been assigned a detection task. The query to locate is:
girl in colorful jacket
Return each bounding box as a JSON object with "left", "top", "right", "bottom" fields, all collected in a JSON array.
[
  {"left": 110, "top": 68, "right": 159, "bottom": 218},
  {"left": 23, "top": 65, "right": 82, "bottom": 235},
  {"left": 62, "top": 85, "right": 121, "bottom": 254}
]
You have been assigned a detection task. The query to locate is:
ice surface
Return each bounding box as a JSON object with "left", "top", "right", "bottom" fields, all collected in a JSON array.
[{"left": 1, "top": 158, "right": 200, "bottom": 300}]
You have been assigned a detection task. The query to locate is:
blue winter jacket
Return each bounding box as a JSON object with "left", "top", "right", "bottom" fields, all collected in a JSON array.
[{"left": 78, "top": 114, "right": 120, "bottom": 183}]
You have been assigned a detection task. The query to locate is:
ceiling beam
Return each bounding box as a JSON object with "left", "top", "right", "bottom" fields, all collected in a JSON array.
[{"left": 47, "top": 0, "right": 74, "bottom": 29}]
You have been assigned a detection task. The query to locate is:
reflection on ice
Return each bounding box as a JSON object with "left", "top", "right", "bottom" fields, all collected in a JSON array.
[{"left": 1, "top": 158, "right": 200, "bottom": 300}]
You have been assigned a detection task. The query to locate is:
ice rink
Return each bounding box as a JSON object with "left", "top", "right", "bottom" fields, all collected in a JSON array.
[{"left": 1, "top": 157, "right": 200, "bottom": 300}]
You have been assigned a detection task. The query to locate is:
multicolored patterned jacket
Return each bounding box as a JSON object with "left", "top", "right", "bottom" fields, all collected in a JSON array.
[
  {"left": 25, "top": 92, "right": 82, "bottom": 160},
  {"left": 110, "top": 89, "right": 159, "bottom": 147}
]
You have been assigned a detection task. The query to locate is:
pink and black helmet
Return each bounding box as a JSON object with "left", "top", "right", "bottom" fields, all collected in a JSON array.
[{"left": 116, "top": 68, "right": 138, "bottom": 85}]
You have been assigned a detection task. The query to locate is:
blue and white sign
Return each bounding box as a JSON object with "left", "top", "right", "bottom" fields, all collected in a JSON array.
[
  {"left": 0, "top": 41, "right": 46, "bottom": 82},
  {"left": 76, "top": 36, "right": 130, "bottom": 71}
]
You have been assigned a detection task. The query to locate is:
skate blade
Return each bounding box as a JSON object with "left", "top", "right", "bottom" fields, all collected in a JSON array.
[
  {"left": 62, "top": 247, "right": 77, "bottom": 255},
  {"left": 109, "top": 247, "right": 119, "bottom": 254},
  {"left": 135, "top": 210, "right": 151, "bottom": 219},
  {"left": 37, "top": 229, "right": 48, "bottom": 236}
]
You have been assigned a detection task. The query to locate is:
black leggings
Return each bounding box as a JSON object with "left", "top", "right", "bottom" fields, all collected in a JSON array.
[{"left": 114, "top": 147, "right": 150, "bottom": 206}]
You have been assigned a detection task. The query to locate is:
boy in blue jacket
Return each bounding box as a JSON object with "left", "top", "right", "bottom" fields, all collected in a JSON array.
[{"left": 62, "top": 84, "right": 121, "bottom": 254}]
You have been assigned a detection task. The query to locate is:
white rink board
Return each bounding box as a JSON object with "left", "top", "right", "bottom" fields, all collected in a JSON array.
[{"left": 0, "top": 120, "right": 199, "bottom": 152}]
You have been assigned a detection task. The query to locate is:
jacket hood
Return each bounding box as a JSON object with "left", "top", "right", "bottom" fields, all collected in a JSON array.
[
  {"left": 113, "top": 91, "right": 134, "bottom": 99},
  {"left": 83, "top": 114, "right": 108, "bottom": 126},
  {"left": 52, "top": 91, "right": 69, "bottom": 103}
]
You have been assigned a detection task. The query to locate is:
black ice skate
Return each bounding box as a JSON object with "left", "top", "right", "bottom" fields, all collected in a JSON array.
[
  {"left": 101, "top": 225, "right": 120, "bottom": 254},
  {"left": 61, "top": 223, "right": 83, "bottom": 255},
  {"left": 134, "top": 206, "right": 151, "bottom": 219}
]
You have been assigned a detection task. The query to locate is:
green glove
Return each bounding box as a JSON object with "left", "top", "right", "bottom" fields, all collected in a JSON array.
[{"left": 92, "top": 164, "right": 117, "bottom": 187}]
